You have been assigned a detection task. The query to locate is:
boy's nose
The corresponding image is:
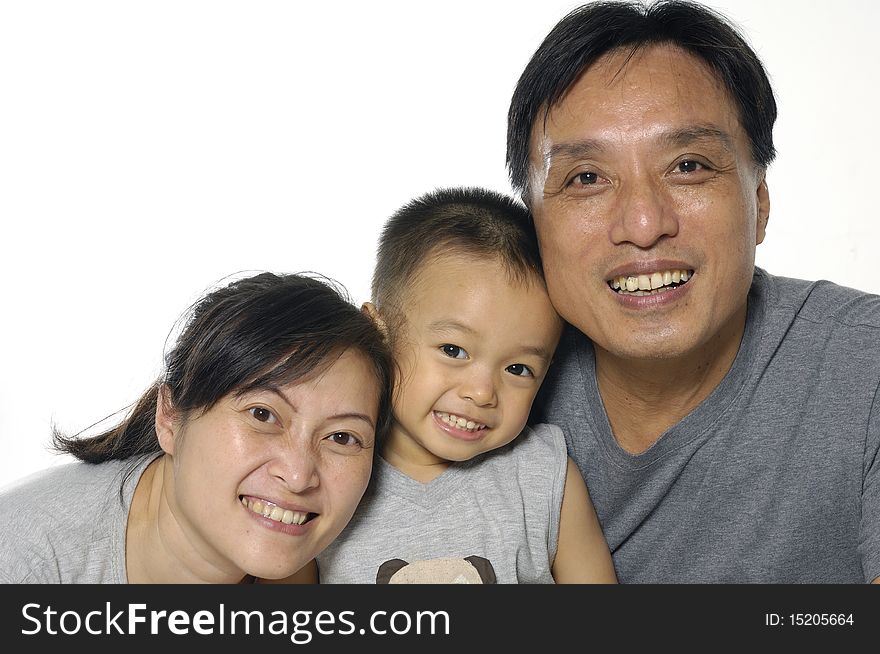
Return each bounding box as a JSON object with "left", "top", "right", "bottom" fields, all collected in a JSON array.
[{"left": 458, "top": 368, "right": 497, "bottom": 407}]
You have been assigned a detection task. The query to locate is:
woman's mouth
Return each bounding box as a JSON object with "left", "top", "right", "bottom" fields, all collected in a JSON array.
[{"left": 240, "top": 496, "right": 316, "bottom": 525}]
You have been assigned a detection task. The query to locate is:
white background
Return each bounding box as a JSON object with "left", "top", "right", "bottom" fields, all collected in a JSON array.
[{"left": 2, "top": 0, "right": 878, "bottom": 486}]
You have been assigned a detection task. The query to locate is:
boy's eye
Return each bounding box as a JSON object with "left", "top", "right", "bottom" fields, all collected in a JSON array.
[
  {"left": 506, "top": 363, "right": 534, "bottom": 378},
  {"left": 249, "top": 407, "right": 277, "bottom": 423},
  {"left": 325, "top": 432, "right": 362, "bottom": 447},
  {"left": 440, "top": 344, "right": 468, "bottom": 359}
]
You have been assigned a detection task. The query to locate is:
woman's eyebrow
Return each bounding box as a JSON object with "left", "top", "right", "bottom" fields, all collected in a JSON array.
[{"left": 265, "top": 388, "right": 376, "bottom": 429}]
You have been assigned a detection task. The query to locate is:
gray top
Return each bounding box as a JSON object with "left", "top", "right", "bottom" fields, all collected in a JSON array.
[
  {"left": 0, "top": 452, "right": 159, "bottom": 583},
  {"left": 317, "top": 423, "right": 567, "bottom": 584},
  {"left": 533, "top": 267, "right": 880, "bottom": 583}
]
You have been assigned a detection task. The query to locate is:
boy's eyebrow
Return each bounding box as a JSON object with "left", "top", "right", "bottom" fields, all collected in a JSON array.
[
  {"left": 429, "top": 319, "right": 477, "bottom": 335},
  {"left": 428, "top": 319, "right": 555, "bottom": 362}
]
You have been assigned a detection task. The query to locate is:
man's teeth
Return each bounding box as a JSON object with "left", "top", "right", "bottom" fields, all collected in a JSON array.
[
  {"left": 241, "top": 497, "right": 309, "bottom": 525},
  {"left": 436, "top": 411, "right": 486, "bottom": 432},
  {"left": 609, "top": 269, "right": 692, "bottom": 295}
]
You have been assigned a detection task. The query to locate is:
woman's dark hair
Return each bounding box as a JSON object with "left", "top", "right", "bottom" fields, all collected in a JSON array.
[
  {"left": 53, "top": 272, "right": 393, "bottom": 463},
  {"left": 507, "top": 0, "right": 777, "bottom": 200}
]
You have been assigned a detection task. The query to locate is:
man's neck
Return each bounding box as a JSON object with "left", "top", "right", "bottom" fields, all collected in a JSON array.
[{"left": 594, "top": 306, "right": 747, "bottom": 454}]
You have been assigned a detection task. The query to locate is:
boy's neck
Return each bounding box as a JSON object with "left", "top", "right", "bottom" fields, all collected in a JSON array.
[{"left": 381, "top": 430, "right": 451, "bottom": 484}]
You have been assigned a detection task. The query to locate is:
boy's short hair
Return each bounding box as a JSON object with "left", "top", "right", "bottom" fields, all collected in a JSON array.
[{"left": 371, "top": 187, "right": 544, "bottom": 318}]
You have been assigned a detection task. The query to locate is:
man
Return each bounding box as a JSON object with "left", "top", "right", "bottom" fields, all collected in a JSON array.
[{"left": 509, "top": 0, "right": 880, "bottom": 583}]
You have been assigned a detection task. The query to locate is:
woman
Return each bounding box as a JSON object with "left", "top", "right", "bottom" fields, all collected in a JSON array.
[{"left": 0, "top": 272, "right": 392, "bottom": 583}]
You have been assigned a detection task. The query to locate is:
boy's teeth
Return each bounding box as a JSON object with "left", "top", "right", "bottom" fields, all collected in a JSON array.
[
  {"left": 436, "top": 411, "right": 485, "bottom": 432},
  {"left": 610, "top": 269, "right": 693, "bottom": 295},
  {"left": 241, "top": 497, "right": 309, "bottom": 525}
]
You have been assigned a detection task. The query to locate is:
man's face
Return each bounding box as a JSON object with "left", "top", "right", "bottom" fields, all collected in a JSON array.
[{"left": 528, "top": 44, "right": 769, "bottom": 362}]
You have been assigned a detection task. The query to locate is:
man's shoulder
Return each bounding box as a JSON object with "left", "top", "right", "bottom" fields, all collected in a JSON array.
[{"left": 757, "top": 268, "right": 880, "bottom": 332}]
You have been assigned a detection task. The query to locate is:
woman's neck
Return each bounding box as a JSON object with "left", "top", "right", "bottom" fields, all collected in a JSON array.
[{"left": 125, "top": 455, "right": 247, "bottom": 584}]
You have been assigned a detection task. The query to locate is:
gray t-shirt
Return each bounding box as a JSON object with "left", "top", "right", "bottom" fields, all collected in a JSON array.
[
  {"left": 0, "top": 452, "right": 159, "bottom": 583},
  {"left": 533, "top": 268, "right": 880, "bottom": 583},
  {"left": 317, "top": 423, "right": 567, "bottom": 584}
]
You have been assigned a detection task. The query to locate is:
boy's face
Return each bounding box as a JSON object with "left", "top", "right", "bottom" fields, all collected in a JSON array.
[{"left": 384, "top": 252, "right": 562, "bottom": 470}]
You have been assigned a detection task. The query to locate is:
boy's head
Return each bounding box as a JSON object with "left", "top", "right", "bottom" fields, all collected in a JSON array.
[{"left": 370, "top": 187, "right": 563, "bottom": 466}]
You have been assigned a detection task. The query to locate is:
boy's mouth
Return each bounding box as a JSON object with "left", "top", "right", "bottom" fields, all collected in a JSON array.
[{"left": 434, "top": 411, "right": 487, "bottom": 433}]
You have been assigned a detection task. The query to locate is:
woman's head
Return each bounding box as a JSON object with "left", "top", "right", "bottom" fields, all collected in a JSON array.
[
  {"left": 57, "top": 272, "right": 393, "bottom": 462},
  {"left": 160, "top": 272, "right": 392, "bottom": 439},
  {"left": 55, "top": 271, "right": 392, "bottom": 581}
]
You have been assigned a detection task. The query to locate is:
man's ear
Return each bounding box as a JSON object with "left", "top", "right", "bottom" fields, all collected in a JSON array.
[
  {"left": 155, "top": 384, "right": 178, "bottom": 455},
  {"left": 755, "top": 175, "right": 770, "bottom": 245}
]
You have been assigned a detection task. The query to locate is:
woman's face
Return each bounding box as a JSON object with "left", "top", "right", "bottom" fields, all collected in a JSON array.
[{"left": 158, "top": 348, "right": 380, "bottom": 581}]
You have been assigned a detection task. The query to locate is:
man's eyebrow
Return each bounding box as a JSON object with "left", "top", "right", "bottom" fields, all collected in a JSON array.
[
  {"left": 657, "top": 125, "right": 735, "bottom": 152},
  {"left": 546, "top": 125, "right": 735, "bottom": 163},
  {"left": 547, "top": 139, "right": 608, "bottom": 162}
]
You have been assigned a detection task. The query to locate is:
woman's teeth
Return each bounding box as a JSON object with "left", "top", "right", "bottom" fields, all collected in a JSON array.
[
  {"left": 241, "top": 497, "right": 309, "bottom": 525},
  {"left": 609, "top": 269, "right": 692, "bottom": 295},
  {"left": 435, "top": 411, "right": 486, "bottom": 432}
]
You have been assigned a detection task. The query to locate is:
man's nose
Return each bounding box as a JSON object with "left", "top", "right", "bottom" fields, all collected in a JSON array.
[{"left": 609, "top": 177, "right": 679, "bottom": 248}]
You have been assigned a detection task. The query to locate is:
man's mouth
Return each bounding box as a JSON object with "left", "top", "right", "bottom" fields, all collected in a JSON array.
[
  {"left": 608, "top": 268, "right": 693, "bottom": 296},
  {"left": 240, "top": 496, "right": 316, "bottom": 525}
]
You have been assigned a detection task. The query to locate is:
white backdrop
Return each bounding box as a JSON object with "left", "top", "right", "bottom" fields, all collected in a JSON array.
[{"left": 2, "top": 0, "right": 878, "bottom": 487}]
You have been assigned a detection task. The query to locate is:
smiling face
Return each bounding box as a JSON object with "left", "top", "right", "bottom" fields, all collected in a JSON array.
[
  {"left": 382, "top": 252, "right": 562, "bottom": 475},
  {"left": 528, "top": 44, "right": 769, "bottom": 363},
  {"left": 156, "top": 348, "right": 379, "bottom": 581}
]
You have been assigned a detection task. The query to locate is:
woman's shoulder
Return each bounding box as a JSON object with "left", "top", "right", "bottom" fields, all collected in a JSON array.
[{"left": 0, "top": 454, "right": 157, "bottom": 582}]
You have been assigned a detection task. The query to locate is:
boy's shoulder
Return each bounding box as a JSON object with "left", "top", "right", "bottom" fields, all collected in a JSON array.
[{"left": 476, "top": 422, "right": 567, "bottom": 471}]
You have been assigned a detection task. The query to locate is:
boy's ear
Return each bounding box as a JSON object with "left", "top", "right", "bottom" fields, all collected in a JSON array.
[
  {"left": 361, "top": 302, "right": 387, "bottom": 334},
  {"left": 155, "top": 384, "right": 179, "bottom": 455}
]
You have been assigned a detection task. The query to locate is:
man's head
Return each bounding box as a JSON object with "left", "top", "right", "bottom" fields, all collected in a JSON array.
[
  {"left": 505, "top": 1, "right": 774, "bottom": 363},
  {"left": 507, "top": 0, "right": 776, "bottom": 201}
]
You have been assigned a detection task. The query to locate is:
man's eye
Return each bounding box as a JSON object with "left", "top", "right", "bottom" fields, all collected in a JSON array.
[
  {"left": 326, "top": 432, "right": 362, "bottom": 447},
  {"left": 506, "top": 363, "right": 534, "bottom": 378},
  {"left": 249, "top": 407, "right": 277, "bottom": 423},
  {"left": 440, "top": 344, "right": 468, "bottom": 359},
  {"left": 571, "top": 171, "right": 598, "bottom": 185},
  {"left": 676, "top": 160, "right": 704, "bottom": 173}
]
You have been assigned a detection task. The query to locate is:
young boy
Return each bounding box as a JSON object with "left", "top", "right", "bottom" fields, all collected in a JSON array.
[{"left": 315, "top": 187, "right": 615, "bottom": 583}]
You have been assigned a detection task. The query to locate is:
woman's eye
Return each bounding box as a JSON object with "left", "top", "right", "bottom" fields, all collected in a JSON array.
[
  {"left": 506, "top": 363, "right": 534, "bottom": 378},
  {"left": 326, "top": 432, "right": 361, "bottom": 447},
  {"left": 249, "top": 407, "right": 277, "bottom": 423},
  {"left": 440, "top": 344, "right": 468, "bottom": 359}
]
